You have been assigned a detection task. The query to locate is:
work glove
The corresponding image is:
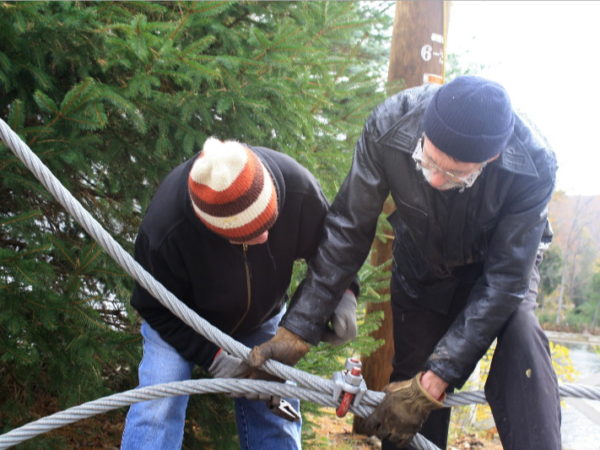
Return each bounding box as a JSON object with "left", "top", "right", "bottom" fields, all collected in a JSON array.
[
  {"left": 247, "top": 327, "right": 311, "bottom": 372},
  {"left": 208, "top": 349, "right": 250, "bottom": 379},
  {"left": 246, "top": 331, "right": 308, "bottom": 420},
  {"left": 208, "top": 349, "right": 272, "bottom": 401},
  {"left": 321, "top": 290, "right": 358, "bottom": 346},
  {"left": 364, "top": 372, "right": 444, "bottom": 447}
]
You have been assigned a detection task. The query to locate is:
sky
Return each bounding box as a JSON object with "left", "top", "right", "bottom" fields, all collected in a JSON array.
[{"left": 445, "top": 1, "right": 600, "bottom": 196}]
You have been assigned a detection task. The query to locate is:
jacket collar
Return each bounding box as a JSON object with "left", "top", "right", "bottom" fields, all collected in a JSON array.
[
  {"left": 495, "top": 135, "right": 538, "bottom": 177},
  {"left": 378, "top": 100, "right": 539, "bottom": 177}
]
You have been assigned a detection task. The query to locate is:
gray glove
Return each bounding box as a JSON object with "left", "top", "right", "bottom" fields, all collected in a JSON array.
[
  {"left": 322, "top": 290, "right": 358, "bottom": 346},
  {"left": 209, "top": 349, "right": 270, "bottom": 401},
  {"left": 208, "top": 349, "right": 250, "bottom": 379}
]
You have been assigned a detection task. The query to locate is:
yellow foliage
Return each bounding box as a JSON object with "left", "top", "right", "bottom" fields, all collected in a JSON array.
[{"left": 549, "top": 341, "right": 578, "bottom": 382}]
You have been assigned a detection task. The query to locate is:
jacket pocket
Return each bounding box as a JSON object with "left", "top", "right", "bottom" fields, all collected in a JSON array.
[
  {"left": 463, "top": 217, "right": 497, "bottom": 264},
  {"left": 388, "top": 209, "right": 459, "bottom": 314},
  {"left": 387, "top": 209, "right": 428, "bottom": 276},
  {"left": 388, "top": 198, "right": 428, "bottom": 243}
]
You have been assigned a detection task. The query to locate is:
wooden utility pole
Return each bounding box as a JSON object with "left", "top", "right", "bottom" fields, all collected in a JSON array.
[
  {"left": 353, "top": 0, "right": 448, "bottom": 434},
  {"left": 388, "top": 1, "right": 448, "bottom": 87}
]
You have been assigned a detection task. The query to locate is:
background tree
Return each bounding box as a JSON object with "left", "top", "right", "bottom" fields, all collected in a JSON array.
[
  {"left": 585, "top": 270, "right": 600, "bottom": 330},
  {"left": 538, "top": 246, "right": 563, "bottom": 307},
  {"left": 0, "top": 2, "right": 392, "bottom": 447},
  {"left": 559, "top": 266, "right": 600, "bottom": 332},
  {"left": 548, "top": 195, "right": 600, "bottom": 325}
]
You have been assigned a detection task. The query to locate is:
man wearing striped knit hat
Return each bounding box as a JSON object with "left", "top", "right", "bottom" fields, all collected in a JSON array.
[{"left": 121, "top": 137, "right": 358, "bottom": 450}]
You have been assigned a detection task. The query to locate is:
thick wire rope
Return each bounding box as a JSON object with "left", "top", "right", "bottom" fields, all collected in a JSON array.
[
  {"left": 0, "top": 380, "right": 369, "bottom": 449},
  {"left": 0, "top": 118, "right": 350, "bottom": 401},
  {"left": 4, "top": 118, "right": 600, "bottom": 449},
  {"left": 1, "top": 118, "right": 442, "bottom": 448},
  {"left": 1, "top": 374, "right": 597, "bottom": 450}
]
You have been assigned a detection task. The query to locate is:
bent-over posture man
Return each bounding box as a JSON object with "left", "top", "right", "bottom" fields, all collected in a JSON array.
[
  {"left": 121, "top": 137, "right": 357, "bottom": 450},
  {"left": 249, "top": 76, "right": 561, "bottom": 449}
]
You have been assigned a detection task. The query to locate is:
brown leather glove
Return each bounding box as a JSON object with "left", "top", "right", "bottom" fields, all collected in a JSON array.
[
  {"left": 364, "top": 372, "right": 444, "bottom": 447},
  {"left": 247, "top": 327, "right": 311, "bottom": 375}
]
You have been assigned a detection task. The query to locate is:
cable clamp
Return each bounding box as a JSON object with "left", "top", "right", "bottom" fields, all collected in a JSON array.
[{"left": 332, "top": 357, "right": 367, "bottom": 417}]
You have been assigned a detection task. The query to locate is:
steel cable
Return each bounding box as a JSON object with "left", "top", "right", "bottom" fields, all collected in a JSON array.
[{"left": 4, "top": 118, "right": 599, "bottom": 450}]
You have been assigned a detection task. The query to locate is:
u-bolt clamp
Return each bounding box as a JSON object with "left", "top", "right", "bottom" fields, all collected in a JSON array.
[{"left": 332, "top": 357, "right": 368, "bottom": 417}]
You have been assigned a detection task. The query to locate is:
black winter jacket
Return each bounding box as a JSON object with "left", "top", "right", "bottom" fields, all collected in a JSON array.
[
  {"left": 282, "top": 84, "right": 557, "bottom": 387},
  {"left": 131, "top": 145, "right": 330, "bottom": 368}
]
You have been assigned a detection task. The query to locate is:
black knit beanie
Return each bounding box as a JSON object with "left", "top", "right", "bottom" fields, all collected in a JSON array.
[{"left": 423, "top": 75, "right": 515, "bottom": 163}]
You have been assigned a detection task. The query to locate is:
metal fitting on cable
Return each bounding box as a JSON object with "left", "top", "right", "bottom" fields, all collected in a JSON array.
[{"left": 332, "top": 357, "right": 368, "bottom": 417}]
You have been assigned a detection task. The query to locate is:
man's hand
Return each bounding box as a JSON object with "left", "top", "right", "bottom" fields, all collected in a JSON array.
[
  {"left": 247, "top": 327, "right": 311, "bottom": 371},
  {"left": 209, "top": 349, "right": 275, "bottom": 400},
  {"left": 208, "top": 349, "right": 250, "bottom": 379},
  {"left": 322, "top": 290, "right": 358, "bottom": 346},
  {"left": 364, "top": 371, "right": 445, "bottom": 447},
  {"left": 420, "top": 370, "right": 449, "bottom": 401}
]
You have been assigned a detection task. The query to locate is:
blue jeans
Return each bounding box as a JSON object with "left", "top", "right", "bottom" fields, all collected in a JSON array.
[{"left": 121, "top": 308, "right": 301, "bottom": 450}]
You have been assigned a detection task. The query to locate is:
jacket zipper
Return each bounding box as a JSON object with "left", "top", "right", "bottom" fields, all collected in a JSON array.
[{"left": 229, "top": 243, "right": 252, "bottom": 335}]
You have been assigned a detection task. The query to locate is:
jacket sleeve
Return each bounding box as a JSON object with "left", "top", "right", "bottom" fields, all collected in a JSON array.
[
  {"left": 425, "top": 159, "right": 556, "bottom": 387},
  {"left": 282, "top": 119, "right": 390, "bottom": 344},
  {"left": 295, "top": 179, "right": 361, "bottom": 298},
  {"left": 131, "top": 230, "right": 218, "bottom": 368}
]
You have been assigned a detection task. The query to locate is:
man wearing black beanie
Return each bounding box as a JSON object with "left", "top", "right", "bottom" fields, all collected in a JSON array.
[{"left": 249, "top": 76, "right": 561, "bottom": 449}]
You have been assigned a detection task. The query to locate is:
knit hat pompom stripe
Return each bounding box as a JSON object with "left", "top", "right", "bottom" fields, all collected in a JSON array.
[
  {"left": 197, "top": 189, "right": 278, "bottom": 241},
  {"left": 189, "top": 143, "right": 258, "bottom": 205},
  {"left": 189, "top": 158, "right": 264, "bottom": 217},
  {"left": 188, "top": 137, "right": 279, "bottom": 242},
  {"left": 191, "top": 163, "right": 275, "bottom": 228}
]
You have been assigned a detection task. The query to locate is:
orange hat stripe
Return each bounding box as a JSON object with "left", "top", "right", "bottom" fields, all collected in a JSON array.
[
  {"left": 188, "top": 148, "right": 259, "bottom": 205},
  {"left": 200, "top": 190, "right": 278, "bottom": 241}
]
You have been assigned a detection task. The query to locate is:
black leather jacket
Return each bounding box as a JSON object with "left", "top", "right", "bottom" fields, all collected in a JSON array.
[{"left": 282, "top": 84, "right": 557, "bottom": 386}]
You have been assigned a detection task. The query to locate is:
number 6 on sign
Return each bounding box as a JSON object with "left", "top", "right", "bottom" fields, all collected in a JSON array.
[{"left": 421, "top": 44, "right": 432, "bottom": 61}]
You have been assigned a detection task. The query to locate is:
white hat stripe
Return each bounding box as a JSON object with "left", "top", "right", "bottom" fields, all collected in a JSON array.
[
  {"left": 189, "top": 138, "right": 248, "bottom": 191},
  {"left": 191, "top": 164, "right": 273, "bottom": 230}
]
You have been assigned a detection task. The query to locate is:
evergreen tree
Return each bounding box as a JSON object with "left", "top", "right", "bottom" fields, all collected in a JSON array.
[
  {"left": 539, "top": 246, "right": 563, "bottom": 305},
  {"left": 0, "top": 2, "right": 392, "bottom": 447}
]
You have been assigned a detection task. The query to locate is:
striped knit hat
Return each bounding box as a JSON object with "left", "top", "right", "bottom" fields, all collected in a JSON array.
[{"left": 188, "top": 137, "right": 278, "bottom": 242}]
